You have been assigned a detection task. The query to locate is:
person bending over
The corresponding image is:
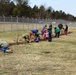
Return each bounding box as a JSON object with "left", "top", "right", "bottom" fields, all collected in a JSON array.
[
  {"left": 54, "top": 27, "right": 60, "bottom": 38},
  {"left": 0, "top": 39, "right": 12, "bottom": 53},
  {"left": 29, "top": 29, "right": 38, "bottom": 42}
]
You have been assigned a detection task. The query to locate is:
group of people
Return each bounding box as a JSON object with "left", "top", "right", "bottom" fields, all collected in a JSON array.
[
  {"left": 0, "top": 24, "right": 68, "bottom": 53},
  {"left": 27, "top": 24, "right": 68, "bottom": 43},
  {"left": 27, "top": 24, "right": 52, "bottom": 42}
]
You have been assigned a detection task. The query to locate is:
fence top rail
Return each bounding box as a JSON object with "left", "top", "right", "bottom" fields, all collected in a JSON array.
[{"left": 0, "top": 16, "right": 73, "bottom": 24}]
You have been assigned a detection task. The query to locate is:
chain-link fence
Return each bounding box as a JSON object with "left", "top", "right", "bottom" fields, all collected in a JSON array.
[{"left": 0, "top": 16, "right": 74, "bottom": 32}]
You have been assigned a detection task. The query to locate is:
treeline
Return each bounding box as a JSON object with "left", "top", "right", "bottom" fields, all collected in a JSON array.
[{"left": 0, "top": 0, "right": 76, "bottom": 21}]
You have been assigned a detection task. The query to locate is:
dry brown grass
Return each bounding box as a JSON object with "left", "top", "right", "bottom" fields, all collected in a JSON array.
[{"left": 0, "top": 27, "right": 76, "bottom": 75}]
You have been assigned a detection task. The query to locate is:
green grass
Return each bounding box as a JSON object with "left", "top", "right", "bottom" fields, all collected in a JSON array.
[{"left": 0, "top": 27, "right": 76, "bottom": 75}]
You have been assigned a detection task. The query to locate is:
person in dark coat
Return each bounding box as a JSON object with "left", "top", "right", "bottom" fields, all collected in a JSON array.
[
  {"left": 64, "top": 25, "right": 68, "bottom": 35},
  {"left": 48, "top": 24, "right": 52, "bottom": 42}
]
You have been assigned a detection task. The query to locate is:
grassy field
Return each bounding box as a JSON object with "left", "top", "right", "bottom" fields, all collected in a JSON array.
[{"left": 0, "top": 27, "right": 76, "bottom": 75}]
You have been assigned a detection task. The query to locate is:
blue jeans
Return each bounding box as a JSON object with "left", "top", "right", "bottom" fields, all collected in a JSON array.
[{"left": 1, "top": 47, "right": 8, "bottom": 53}]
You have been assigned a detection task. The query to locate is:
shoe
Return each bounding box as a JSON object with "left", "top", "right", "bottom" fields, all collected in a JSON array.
[{"left": 6, "top": 49, "right": 13, "bottom": 53}]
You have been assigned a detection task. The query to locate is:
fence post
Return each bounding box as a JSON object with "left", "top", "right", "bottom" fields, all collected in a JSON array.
[
  {"left": 36, "top": 18, "right": 37, "bottom": 29},
  {"left": 3, "top": 15, "right": 5, "bottom": 22},
  {"left": 32, "top": 18, "right": 33, "bottom": 29},
  {"left": 16, "top": 16, "right": 19, "bottom": 43},
  {"left": 16, "top": 16, "right": 18, "bottom": 30},
  {"left": 3, "top": 15, "right": 5, "bottom": 32},
  {"left": 23, "top": 16, "right": 24, "bottom": 30},
  {"left": 10, "top": 15, "right": 12, "bottom": 31},
  {"left": 27, "top": 17, "right": 29, "bottom": 30}
]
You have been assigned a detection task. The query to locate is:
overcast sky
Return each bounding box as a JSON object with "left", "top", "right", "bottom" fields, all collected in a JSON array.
[{"left": 29, "top": 0, "right": 76, "bottom": 17}]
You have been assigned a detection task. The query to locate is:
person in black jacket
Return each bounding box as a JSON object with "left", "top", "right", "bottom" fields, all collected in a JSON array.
[{"left": 48, "top": 24, "right": 52, "bottom": 42}]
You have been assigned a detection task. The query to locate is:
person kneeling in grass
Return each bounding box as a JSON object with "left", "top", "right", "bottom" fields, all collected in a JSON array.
[
  {"left": 34, "top": 33, "right": 40, "bottom": 42},
  {"left": 0, "top": 39, "right": 12, "bottom": 53},
  {"left": 54, "top": 27, "right": 60, "bottom": 38},
  {"left": 29, "top": 29, "right": 39, "bottom": 42},
  {"left": 43, "top": 30, "right": 49, "bottom": 40}
]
